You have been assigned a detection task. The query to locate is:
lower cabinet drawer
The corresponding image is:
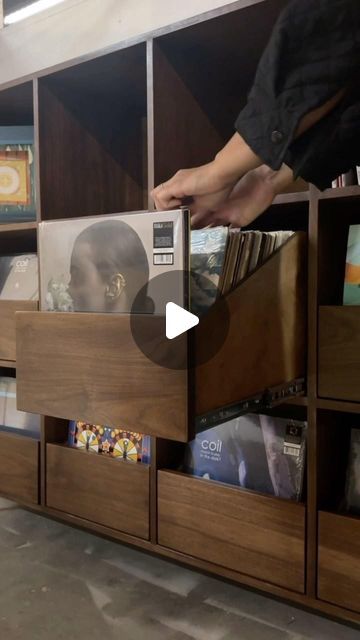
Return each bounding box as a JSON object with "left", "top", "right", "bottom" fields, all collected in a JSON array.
[
  {"left": 318, "top": 511, "right": 360, "bottom": 613},
  {"left": 0, "top": 431, "right": 39, "bottom": 504},
  {"left": 158, "top": 471, "right": 305, "bottom": 593},
  {"left": 46, "top": 444, "right": 150, "bottom": 540}
]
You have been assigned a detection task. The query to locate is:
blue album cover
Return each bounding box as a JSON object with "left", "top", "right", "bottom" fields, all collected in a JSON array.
[{"left": 183, "top": 413, "right": 307, "bottom": 501}]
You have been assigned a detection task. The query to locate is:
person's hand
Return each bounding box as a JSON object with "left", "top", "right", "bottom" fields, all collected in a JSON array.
[
  {"left": 191, "top": 164, "right": 294, "bottom": 229},
  {"left": 151, "top": 162, "right": 236, "bottom": 212}
]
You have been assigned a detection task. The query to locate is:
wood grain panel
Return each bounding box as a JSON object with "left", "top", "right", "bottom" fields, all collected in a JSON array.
[
  {"left": 0, "top": 300, "right": 38, "bottom": 361},
  {"left": 158, "top": 471, "right": 305, "bottom": 593},
  {"left": 16, "top": 312, "right": 188, "bottom": 441},
  {"left": 47, "top": 444, "right": 150, "bottom": 539},
  {"left": 318, "top": 511, "right": 360, "bottom": 613},
  {"left": 195, "top": 232, "right": 307, "bottom": 416},
  {"left": 38, "top": 44, "right": 147, "bottom": 220},
  {"left": 0, "top": 431, "right": 39, "bottom": 504},
  {"left": 319, "top": 306, "right": 360, "bottom": 402}
]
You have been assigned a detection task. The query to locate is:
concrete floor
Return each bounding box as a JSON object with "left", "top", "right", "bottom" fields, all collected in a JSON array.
[{"left": 0, "top": 498, "right": 359, "bottom": 640}]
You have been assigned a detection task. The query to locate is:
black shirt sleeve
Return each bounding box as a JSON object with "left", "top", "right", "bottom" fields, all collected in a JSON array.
[{"left": 235, "top": 0, "right": 360, "bottom": 174}]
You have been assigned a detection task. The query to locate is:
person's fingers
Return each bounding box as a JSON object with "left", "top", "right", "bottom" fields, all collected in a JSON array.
[
  {"left": 215, "top": 198, "right": 250, "bottom": 227},
  {"left": 151, "top": 179, "right": 186, "bottom": 210},
  {"left": 190, "top": 210, "right": 215, "bottom": 229}
]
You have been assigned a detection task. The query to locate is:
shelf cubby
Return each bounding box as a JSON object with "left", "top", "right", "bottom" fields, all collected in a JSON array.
[
  {"left": 37, "top": 44, "right": 148, "bottom": 220},
  {"left": 151, "top": 0, "right": 305, "bottom": 199},
  {"left": 0, "top": 81, "right": 34, "bottom": 127},
  {"left": 158, "top": 470, "right": 305, "bottom": 593}
]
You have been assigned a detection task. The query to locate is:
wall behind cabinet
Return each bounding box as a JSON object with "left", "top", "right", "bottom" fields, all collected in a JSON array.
[{"left": 0, "top": 0, "right": 265, "bottom": 86}]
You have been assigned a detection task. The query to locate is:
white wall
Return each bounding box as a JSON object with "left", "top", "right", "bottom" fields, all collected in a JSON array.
[{"left": 0, "top": 0, "right": 264, "bottom": 86}]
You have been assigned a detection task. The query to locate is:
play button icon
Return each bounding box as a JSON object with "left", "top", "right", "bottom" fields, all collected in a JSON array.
[
  {"left": 166, "top": 303, "right": 199, "bottom": 339},
  {"left": 130, "top": 269, "right": 230, "bottom": 370}
]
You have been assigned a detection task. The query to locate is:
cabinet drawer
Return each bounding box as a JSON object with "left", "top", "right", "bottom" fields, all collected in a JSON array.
[
  {"left": 0, "top": 431, "right": 39, "bottom": 504},
  {"left": 318, "top": 511, "right": 360, "bottom": 613},
  {"left": 158, "top": 471, "right": 305, "bottom": 593},
  {"left": 0, "top": 300, "right": 37, "bottom": 361},
  {"left": 319, "top": 306, "right": 360, "bottom": 402},
  {"left": 16, "top": 312, "right": 188, "bottom": 441},
  {"left": 46, "top": 444, "right": 150, "bottom": 539}
]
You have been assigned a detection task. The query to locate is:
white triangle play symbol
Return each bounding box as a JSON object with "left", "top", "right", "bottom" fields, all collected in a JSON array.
[{"left": 166, "top": 302, "right": 199, "bottom": 340}]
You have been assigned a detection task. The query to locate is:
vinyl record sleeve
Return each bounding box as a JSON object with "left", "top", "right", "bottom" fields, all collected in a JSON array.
[
  {"left": 40, "top": 210, "right": 189, "bottom": 314},
  {"left": 0, "top": 254, "right": 38, "bottom": 300},
  {"left": 68, "top": 420, "right": 151, "bottom": 463},
  {"left": 183, "top": 413, "right": 307, "bottom": 501}
]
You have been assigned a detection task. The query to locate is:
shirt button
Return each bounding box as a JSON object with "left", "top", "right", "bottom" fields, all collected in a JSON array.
[{"left": 271, "top": 130, "right": 283, "bottom": 144}]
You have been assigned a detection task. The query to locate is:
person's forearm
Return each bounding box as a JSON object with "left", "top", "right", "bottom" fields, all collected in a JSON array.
[{"left": 212, "top": 133, "right": 262, "bottom": 186}]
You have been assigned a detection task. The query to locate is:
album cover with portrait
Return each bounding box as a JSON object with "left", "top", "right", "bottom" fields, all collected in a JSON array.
[
  {"left": 40, "top": 210, "right": 189, "bottom": 314},
  {"left": 0, "top": 126, "right": 36, "bottom": 222}
]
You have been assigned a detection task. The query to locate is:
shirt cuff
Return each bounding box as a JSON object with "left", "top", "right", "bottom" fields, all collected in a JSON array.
[{"left": 235, "top": 96, "right": 303, "bottom": 171}]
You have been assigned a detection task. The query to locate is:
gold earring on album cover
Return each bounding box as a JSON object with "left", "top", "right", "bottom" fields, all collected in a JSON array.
[{"left": 105, "top": 273, "right": 126, "bottom": 300}]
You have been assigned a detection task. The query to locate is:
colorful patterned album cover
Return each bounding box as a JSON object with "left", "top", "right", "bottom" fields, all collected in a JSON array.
[
  {"left": 344, "top": 225, "right": 360, "bottom": 305},
  {"left": 0, "top": 127, "right": 36, "bottom": 222},
  {"left": 40, "top": 210, "right": 189, "bottom": 314},
  {"left": 182, "top": 413, "right": 307, "bottom": 501},
  {"left": 68, "top": 421, "right": 151, "bottom": 464}
]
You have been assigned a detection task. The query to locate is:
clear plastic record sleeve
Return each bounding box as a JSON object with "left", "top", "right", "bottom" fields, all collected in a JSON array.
[
  {"left": 39, "top": 209, "right": 190, "bottom": 314},
  {"left": 183, "top": 413, "right": 307, "bottom": 501}
]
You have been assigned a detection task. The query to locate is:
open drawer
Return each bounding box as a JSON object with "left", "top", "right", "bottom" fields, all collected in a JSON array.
[
  {"left": 0, "top": 431, "right": 39, "bottom": 504},
  {"left": 318, "top": 511, "right": 360, "bottom": 613},
  {"left": 16, "top": 233, "right": 306, "bottom": 442},
  {"left": 46, "top": 443, "right": 150, "bottom": 539},
  {"left": 319, "top": 306, "right": 360, "bottom": 402},
  {"left": 0, "top": 300, "right": 38, "bottom": 362},
  {"left": 158, "top": 470, "right": 306, "bottom": 593}
]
